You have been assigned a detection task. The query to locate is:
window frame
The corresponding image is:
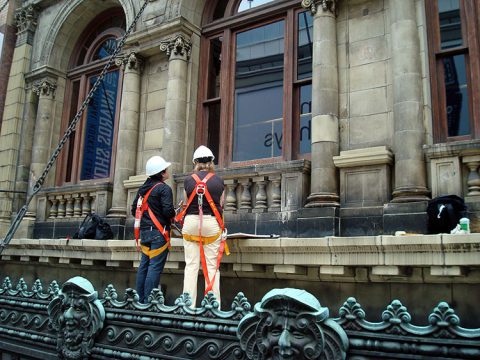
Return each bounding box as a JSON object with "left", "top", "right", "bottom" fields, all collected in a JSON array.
[
  {"left": 56, "top": 13, "right": 125, "bottom": 186},
  {"left": 426, "top": 0, "right": 480, "bottom": 143},
  {"left": 197, "top": 0, "right": 312, "bottom": 167}
]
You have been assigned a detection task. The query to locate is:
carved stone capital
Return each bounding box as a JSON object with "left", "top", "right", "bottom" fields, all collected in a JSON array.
[
  {"left": 115, "top": 52, "right": 144, "bottom": 72},
  {"left": 159, "top": 34, "right": 192, "bottom": 61},
  {"left": 15, "top": 5, "right": 38, "bottom": 34},
  {"left": 32, "top": 79, "right": 57, "bottom": 98},
  {"left": 301, "top": 0, "right": 337, "bottom": 16}
]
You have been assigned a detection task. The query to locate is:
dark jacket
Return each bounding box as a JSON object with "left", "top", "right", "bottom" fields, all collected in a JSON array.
[
  {"left": 131, "top": 175, "right": 175, "bottom": 230},
  {"left": 184, "top": 171, "right": 224, "bottom": 217}
]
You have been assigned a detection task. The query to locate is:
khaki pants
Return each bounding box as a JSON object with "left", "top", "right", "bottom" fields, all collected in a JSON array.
[{"left": 182, "top": 214, "right": 221, "bottom": 307}]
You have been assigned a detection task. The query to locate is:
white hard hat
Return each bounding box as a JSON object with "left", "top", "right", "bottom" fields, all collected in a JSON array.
[
  {"left": 146, "top": 156, "right": 171, "bottom": 176},
  {"left": 192, "top": 145, "right": 215, "bottom": 164}
]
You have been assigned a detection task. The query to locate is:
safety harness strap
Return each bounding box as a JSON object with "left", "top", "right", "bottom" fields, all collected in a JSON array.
[{"left": 134, "top": 182, "right": 170, "bottom": 258}]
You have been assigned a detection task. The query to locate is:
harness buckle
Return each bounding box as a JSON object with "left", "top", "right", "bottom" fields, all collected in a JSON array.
[{"left": 196, "top": 183, "right": 206, "bottom": 206}]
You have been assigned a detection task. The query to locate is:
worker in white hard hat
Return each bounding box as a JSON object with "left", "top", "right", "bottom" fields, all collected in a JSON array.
[
  {"left": 175, "top": 145, "right": 226, "bottom": 307},
  {"left": 131, "top": 155, "right": 175, "bottom": 303}
]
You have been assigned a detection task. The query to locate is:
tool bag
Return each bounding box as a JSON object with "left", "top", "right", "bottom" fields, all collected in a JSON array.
[
  {"left": 427, "top": 195, "right": 467, "bottom": 234},
  {"left": 73, "top": 213, "right": 113, "bottom": 240}
]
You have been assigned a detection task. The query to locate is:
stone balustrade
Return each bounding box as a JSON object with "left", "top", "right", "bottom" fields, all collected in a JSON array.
[
  {"left": 173, "top": 159, "right": 311, "bottom": 214},
  {"left": 36, "top": 183, "right": 112, "bottom": 221}
]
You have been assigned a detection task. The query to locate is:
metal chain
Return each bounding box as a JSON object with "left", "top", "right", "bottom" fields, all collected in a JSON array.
[
  {"left": 0, "top": 0, "right": 9, "bottom": 15},
  {"left": 0, "top": 0, "right": 149, "bottom": 253}
]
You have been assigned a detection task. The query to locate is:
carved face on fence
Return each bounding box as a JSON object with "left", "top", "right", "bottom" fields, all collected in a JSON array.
[
  {"left": 238, "top": 289, "right": 329, "bottom": 360},
  {"left": 48, "top": 277, "right": 105, "bottom": 360}
]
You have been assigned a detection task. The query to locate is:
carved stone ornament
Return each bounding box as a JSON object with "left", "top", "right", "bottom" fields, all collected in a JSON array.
[
  {"left": 48, "top": 276, "right": 105, "bottom": 360},
  {"left": 32, "top": 80, "right": 57, "bottom": 97},
  {"left": 115, "top": 51, "right": 144, "bottom": 72},
  {"left": 237, "top": 288, "right": 348, "bottom": 359},
  {"left": 15, "top": 5, "right": 38, "bottom": 33},
  {"left": 301, "top": 0, "right": 337, "bottom": 15},
  {"left": 159, "top": 34, "right": 192, "bottom": 60}
]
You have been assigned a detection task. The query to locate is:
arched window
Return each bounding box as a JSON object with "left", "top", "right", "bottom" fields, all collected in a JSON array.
[
  {"left": 57, "top": 9, "right": 125, "bottom": 184},
  {"left": 198, "top": 0, "right": 313, "bottom": 166}
]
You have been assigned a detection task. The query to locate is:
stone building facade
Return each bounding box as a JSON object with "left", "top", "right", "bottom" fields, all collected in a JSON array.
[{"left": 0, "top": 0, "right": 480, "bottom": 324}]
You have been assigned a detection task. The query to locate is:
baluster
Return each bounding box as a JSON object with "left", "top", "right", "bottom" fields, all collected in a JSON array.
[
  {"left": 254, "top": 176, "right": 268, "bottom": 212},
  {"left": 81, "top": 193, "right": 91, "bottom": 216},
  {"left": 48, "top": 196, "right": 58, "bottom": 218},
  {"left": 463, "top": 155, "right": 480, "bottom": 196},
  {"left": 269, "top": 175, "right": 281, "bottom": 211},
  {"left": 90, "top": 193, "right": 97, "bottom": 214},
  {"left": 57, "top": 196, "right": 66, "bottom": 218},
  {"left": 65, "top": 195, "right": 73, "bottom": 218},
  {"left": 224, "top": 180, "right": 237, "bottom": 212},
  {"left": 73, "top": 194, "right": 82, "bottom": 217},
  {"left": 239, "top": 179, "right": 252, "bottom": 211}
]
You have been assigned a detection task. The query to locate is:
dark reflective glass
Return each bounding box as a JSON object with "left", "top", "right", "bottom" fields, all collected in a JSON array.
[
  {"left": 233, "top": 21, "right": 285, "bottom": 161},
  {"left": 443, "top": 54, "right": 470, "bottom": 137},
  {"left": 438, "top": 0, "right": 463, "bottom": 49},
  {"left": 207, "top": 38, "right": 222, "bottom": 99},
  {"left": 81, "top": 70, "right": 119, "bottom": 180},
  {"left": 94, "top": 38, "right": 117, "bottom": 61},
  {"left": 299, "top": 84, "right": 312, "bottom": 154},
  {"left": 207, "top": 102, "right": 221, "bottom": 162},
  {"left": 297, "top": 11, "right": 313, "bottom": 80}
]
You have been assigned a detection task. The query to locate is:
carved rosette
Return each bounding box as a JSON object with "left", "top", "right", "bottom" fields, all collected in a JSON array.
[
  {"left": 301, "top": 0, "right": 337, "bottom": 15},
  {"left": 15, "top": 5, "right": 38, "bottom": 33},
  {"left": 48, "top": 277, "right": 105, "bottom": 360},
  {"left": 32, "top": 80, "right": 57, "bottom": 98},
  {"left": 115, "top": 52, "right": 144, "bottom": 72},
  {"left": 237, "top": 288, "right": 348, "bottom": 359},
  {"left": 159, "top": 34, "right": 192, "bottom": 61}
]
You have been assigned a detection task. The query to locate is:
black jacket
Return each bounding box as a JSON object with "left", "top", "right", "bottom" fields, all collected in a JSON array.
[{"left": 131, "top": 176, "right": 175, "bottom": 230}]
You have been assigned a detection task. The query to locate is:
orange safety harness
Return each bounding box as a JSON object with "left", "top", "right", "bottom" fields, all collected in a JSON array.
[
  {"left": 134, "top": 182, "right": 171, "bottom": 258},
  {"left": 174, "top": 173, "right": 229, "bottom": 295}
]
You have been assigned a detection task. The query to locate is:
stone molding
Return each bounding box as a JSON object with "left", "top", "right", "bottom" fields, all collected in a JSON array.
[
  {"left": 32, "top": 79, "right": 57, "bottom": 98},
  {"left": 3, "top": 234, "right": 480, "bottom": 281},
  {"left": 301, "top": 0, "right": 337, "bottom": 15},
  {"left": 159, "top": 33, "right": 192, "bottom": 60},
  {"left": 333, "top": 146, "right": 393, "bottom": 168}
]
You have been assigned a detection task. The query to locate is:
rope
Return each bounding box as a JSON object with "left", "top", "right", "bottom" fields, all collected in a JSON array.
[{"left": 0, "top": 0, "right": 150, "bottom": 254}]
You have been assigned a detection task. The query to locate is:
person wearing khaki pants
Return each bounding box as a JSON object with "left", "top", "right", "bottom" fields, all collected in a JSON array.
[{"left": 180, "top": 146, "right": 224, "bottom": 308}]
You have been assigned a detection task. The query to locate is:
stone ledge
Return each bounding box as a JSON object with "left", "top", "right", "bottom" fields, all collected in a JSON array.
[{"left": 3, "top": 234, "right": 480, "bottom": 270}]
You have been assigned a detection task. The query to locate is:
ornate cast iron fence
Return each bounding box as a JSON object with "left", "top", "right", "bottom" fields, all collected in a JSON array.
[{"left": 1, "top": 276, "right": 479, "bottom": 359}]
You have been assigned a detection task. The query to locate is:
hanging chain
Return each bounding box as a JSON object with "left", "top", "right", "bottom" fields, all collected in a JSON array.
[
  {"left": 0, "top": 0, "right": 149, "bottom": 253},
  {"left": 0, "top": 0, "right": 9, "bottom": 15}
]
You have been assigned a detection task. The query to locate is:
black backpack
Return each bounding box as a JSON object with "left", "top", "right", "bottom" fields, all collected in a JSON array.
[
  {"left": 73, "top": 214, "right": 114, "bottom": 240},
  {"left": 427, "top": 195, "right": 467, "bottom": 234}
]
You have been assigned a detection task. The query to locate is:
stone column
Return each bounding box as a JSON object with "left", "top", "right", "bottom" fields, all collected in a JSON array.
[
  {"left": 389, "top": 0, "right": 429, "bottom": 202},
  {"left": 0, "top": 5, "right": 38, "bottom": 237},
  {"left": 301, "top": 0, "right": 340, "bottom": 208},
  {"left": 159, "top": 34, "right": 191, "bottom": 180},
  {"left": 26, "top": 79, "right": 57, "bottom": 219},
  {"left": 108, "top": 53, "right": 143, "bottom": 218}
]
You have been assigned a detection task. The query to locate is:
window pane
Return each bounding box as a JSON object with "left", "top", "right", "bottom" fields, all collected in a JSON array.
[
  {"left": 233, "top": 20, "right": 285, "bottom": 161},
  {"left": 438, "top": 0, "right": 463, "bottom": 49},
  {"left": 93, "top": 38, "right": 117, "bottom": 61},
  {"left": 65, "top": 81, "right": 80, "bottom": 182},
  {"left": 299, "top": 84, "right": 312, "bottom": 154},
  {"left": 238, "top": 0, "right": 274, "bottom": 12},
  {"left": 443, "top": 54, "right": 470, "bottom": 137},
  {"left": 297, "top": 11, "right": 313, "bottom": 80},
  {"left": 81, "top": 70, "right": 119, "bottom": 180},
  {"left": 206, "top": 102, "right": 221, "bottom": 162},
  {"left": 207, "top": 38, "right": 222, "bottom": 99}
]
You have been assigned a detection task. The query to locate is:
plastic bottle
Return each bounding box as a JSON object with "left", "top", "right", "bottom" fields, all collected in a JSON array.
[{"left": 459, "top": 218, "right": 470, "bottom": 234}]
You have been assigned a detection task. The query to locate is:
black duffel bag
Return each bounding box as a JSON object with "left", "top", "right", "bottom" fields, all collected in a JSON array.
[
  {"left": 73, "top": 213, "right": 113, "bottom": 240},
  {"left": 427, "top": 195, "right": 467, "bottom": 234}
]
